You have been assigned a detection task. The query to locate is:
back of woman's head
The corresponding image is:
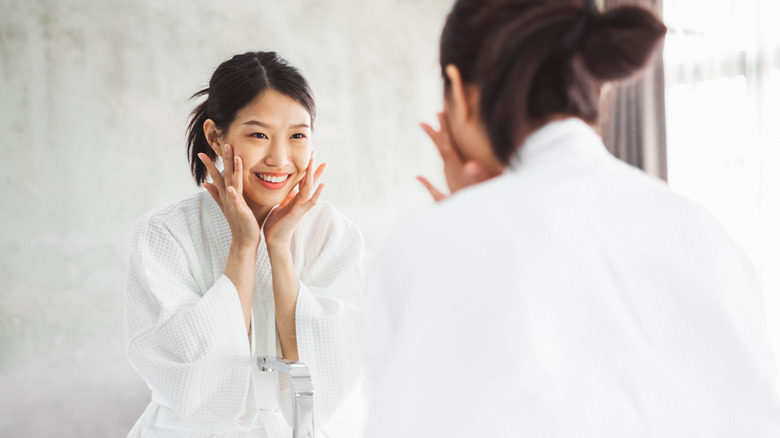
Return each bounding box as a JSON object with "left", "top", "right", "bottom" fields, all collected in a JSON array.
[
  {"left": 440, "top": 0, "right": 667, "bottom": 164},
  {"left": 186, "top": 51, "right": 316, "bottom": 185}
]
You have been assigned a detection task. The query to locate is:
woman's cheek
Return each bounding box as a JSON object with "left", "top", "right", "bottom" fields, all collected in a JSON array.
[
  {"left": 295, "top": 155, "right": 310, "bottom": 174},
  {"left": 242, "top": 171, "right": 253, "bottom": 186}
]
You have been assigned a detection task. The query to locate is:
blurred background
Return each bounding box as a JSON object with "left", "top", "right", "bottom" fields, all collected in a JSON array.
[{"left": 0, "top": 0, "right": 778, "bottom": 435}]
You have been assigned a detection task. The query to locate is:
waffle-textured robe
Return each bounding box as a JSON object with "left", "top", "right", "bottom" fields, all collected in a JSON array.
[
  {"left": 125, "top": 192, "right": 363, "bottom": 437},
  {"left": 363, "top": 118, "right": 780, "bottom": 437}
]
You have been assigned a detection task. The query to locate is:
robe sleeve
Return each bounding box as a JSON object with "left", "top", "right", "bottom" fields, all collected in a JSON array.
[
  {"left": 288, "top": 204, "right": 365, "bottom": 431},
  {"left": 124, "top": 213, "right": 259, "bottom": 433}
]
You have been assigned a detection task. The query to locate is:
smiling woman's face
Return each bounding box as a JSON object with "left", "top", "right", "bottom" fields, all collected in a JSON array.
[{"left": 214, "top": 88, "right": 313, "bottom": 216}]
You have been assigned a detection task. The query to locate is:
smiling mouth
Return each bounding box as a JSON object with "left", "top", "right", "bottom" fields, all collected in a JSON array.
[{"left": 255, "top": 173, "right": 291, "bottom": 183}]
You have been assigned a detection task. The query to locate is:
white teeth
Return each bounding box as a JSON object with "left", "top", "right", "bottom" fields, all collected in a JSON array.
[{"left": 258, "top": 174, "right": 289, "bottom": 183}]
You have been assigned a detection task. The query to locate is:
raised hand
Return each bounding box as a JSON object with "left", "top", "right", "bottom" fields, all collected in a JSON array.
[
  {"left": 418, "top": 112, "right": 490, "bottom": 202},
  {"left": 263, "top": 151, "right": 327, "bottom": 251},
  {"left": 198, "top": 145, "right": 261, "bottom": 251},
  {"left": 416, "top": 175, "right": 447, "bottom": 202}
]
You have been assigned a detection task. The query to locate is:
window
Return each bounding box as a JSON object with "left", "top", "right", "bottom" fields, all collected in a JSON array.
[{"left": 664, "top": 0, "right": 780, "bottom": 378}]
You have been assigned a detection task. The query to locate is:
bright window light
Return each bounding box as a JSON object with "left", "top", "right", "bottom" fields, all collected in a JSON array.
[{"left": 664, "top": 0, "right": 780, "bottom": 385}]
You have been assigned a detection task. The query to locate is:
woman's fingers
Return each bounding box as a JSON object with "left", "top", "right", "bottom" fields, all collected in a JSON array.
[
  {"left": 271, "top": 153, "right": 325, "bottom": 221},
  {"left": 222, "top": 144, "right": 234, "bottom": 189},
  {"left": 312, "top": 162, "right": 327, "bottom": 186},
  {"left": 199, "top": 151, "right": 249, "bottom": 212},
  {"left": 226, "top": 185, "right": 244, "bottom": 211},
  {"left": 416, "top": 176, "right": 447, "bottom": 202},
  {"left": 309, "top": 183, "right": 326, "bottom": 205},
  {"left": 420, "top": 122, "right": 445, "bottom": 157},
  {"left": 302, "top": 151, "right": 315, "bottom": 198},
  {"left": 280, "top": 187, "right": 299, "bottom": 208},
  {"left": 198, "top": 153, "right": 225, "bottom": 196},
  {"left": 234, "top": 155, "right": 243, "bottom": 195},
  {"left": 203, "top": 182, "right": 224, "bottom": 209},
  {"left": 302, "top": 159, "right": 327, "bottom": 203},
  {"left": 421, "top": 116, "right": 463, "bottom": 167}
]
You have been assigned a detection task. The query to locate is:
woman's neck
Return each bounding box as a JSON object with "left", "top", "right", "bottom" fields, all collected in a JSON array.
[{"left": 246, "top": 199, "right": 273, "bottom": 227}]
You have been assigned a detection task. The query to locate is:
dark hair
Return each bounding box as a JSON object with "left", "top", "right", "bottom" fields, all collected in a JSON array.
[
  {"left": 186, "top": 51, "right": 316, "bottom": 185},
  {"left": 440, "top": 0, "right": 667, "bottom": 164}
]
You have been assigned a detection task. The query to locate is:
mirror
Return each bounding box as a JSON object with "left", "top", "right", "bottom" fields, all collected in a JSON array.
[{"left": 0, "top": 1, "right": 450, "bottom": 435}]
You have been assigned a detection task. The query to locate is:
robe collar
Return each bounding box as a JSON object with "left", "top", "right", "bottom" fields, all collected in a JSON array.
[{"left": 507, "top": 117, "right": 610, "bottom": 173}]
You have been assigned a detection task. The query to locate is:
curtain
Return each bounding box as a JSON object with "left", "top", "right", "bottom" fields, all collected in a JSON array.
[{"left": 597, "top": 0, "right": 668, "bottom": 180}]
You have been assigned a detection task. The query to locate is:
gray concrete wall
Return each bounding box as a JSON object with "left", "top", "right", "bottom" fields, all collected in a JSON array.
[{"left": 0, "top": 0, "right": 452, "bottom": 435}]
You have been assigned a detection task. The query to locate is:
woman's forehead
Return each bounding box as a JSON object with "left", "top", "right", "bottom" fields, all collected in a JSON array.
[{"left": 234, "top": 89, "right": 311, "bottom": 128}]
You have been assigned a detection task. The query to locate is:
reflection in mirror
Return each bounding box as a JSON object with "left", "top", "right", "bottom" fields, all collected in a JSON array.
[{"left": 0, "top": 1, "right": 449, "bottom": 436}]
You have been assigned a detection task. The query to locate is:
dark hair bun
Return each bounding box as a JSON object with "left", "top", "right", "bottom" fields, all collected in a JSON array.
[{"left": 582, "top": 6, "right": 667, "bottom": 81}]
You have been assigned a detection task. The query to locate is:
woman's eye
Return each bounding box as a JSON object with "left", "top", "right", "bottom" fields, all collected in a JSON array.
[
  {"left": 251, "top": 132, "right": 268, "bottom": 139},
  {"left": 291, "top": 133, "right": 305, "bottom": 139}
]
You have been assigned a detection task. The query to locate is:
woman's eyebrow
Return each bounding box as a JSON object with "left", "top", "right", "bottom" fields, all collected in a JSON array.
[
  {"left": 242, "top": 120, "right": 310, "bottom": 129},
  {"left": 243, "top": 120, "right": 272, "bottom": 128}
]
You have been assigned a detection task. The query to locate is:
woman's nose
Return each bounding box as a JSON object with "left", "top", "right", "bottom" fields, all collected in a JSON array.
[{"left": 264, "top": 139, "right": 289, "bottom": 167}]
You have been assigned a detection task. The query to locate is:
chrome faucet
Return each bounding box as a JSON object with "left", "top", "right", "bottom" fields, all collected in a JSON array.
[{"left": 257, "top": 356, "right": 315, "bottom": 438}]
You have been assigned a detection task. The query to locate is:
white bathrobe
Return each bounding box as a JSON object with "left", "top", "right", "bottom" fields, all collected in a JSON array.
[
  {"left": 362, "top": 119, "right": 780, "bottom": 437},
  {"left": 125, "top": 192, "right": 364, "bottom": 437}
]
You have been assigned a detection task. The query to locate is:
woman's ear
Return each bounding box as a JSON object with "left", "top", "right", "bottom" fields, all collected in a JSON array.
[
  {"left": 203, "top": 119, "right": 222, "bottom": 156},
  {"left": 444, "top": 64, "right": 479, "bottom": 123}
]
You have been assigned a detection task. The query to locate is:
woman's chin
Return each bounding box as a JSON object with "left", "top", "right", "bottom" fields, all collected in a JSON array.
[{"left": 244, "top": 188, "right": 292, "bottom": 212}]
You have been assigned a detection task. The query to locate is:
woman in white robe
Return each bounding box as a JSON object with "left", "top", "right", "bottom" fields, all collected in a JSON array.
[
  {"left": 363, "top": 1, "right": 780, "bottom": 437},
  {"left": 125, "top": 52, "right": 363, "bottom": 437}
]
